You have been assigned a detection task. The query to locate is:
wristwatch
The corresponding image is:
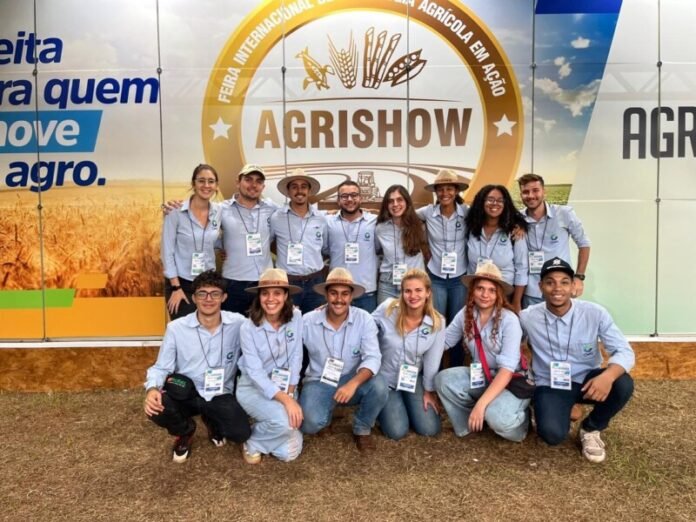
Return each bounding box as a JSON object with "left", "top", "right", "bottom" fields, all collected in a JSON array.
[{"left": 575, "top": 274, "right": 586, "bottom": 281}]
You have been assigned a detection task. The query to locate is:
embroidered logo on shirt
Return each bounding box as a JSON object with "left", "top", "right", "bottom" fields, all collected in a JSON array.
[
  {"left": 351, "top": 346, "right": 360, "bottom": 357},
  {"left": 226, "top": 351, "right": 235, "bottom": 360},
  {"left": 550, "top": 234, "right": 559, "bottom": 241},
  {"left": 420, "top": 326, "right": 431, "bottom": 336},
  {"left": 582, "top": 343, "right": 593, "bottom": 356}
]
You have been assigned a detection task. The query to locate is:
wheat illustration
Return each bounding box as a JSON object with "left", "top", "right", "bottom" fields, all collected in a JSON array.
[{"left": 328, "top": 34, "right": 358, "bottom": 89}]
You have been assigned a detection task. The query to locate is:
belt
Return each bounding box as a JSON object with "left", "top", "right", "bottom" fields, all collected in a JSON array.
[{"left": 287, "top": 266, "right": 327, "bottom": 282}]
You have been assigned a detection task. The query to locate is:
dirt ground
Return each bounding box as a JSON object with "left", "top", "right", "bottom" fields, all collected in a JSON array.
[{"left": 2, "top": 380, "right": 695, "bottom": 522}]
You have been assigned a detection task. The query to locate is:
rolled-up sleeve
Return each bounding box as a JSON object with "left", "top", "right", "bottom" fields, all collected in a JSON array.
[
  {"left": 145, "top": 325, "right": 177, "bottom": 390},
  {"left": 239, "top": 322, "right": 281, "bottom": 400},
  {"left": 495, "top": 312, "right": 523, "bottom": 372},
  {"left": 444, "top": 309, "right": 465, "bottom": 350},
  {"left": 599, "top": 307, "right": 635, "bottom": 373},
  {"left": 566, "top": 206, "right": 591, "bottom": 248},
  {"left": 358, "top": 315, "right": 382, "bottom": 375},
  {"left": 513, "top": 237, "right": 529, "bottom": 287},
  {"left": 161, "top": 212, "right": 179, "bottom": 279}
]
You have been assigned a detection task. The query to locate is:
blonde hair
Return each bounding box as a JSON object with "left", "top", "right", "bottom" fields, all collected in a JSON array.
[{"left": 386, "top": 268, "right": 443, "bottom": 335}]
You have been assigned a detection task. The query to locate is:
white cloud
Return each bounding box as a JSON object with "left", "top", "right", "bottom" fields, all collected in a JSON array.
[
  {"left": 553, "top": 56, "right": 572, "bottom": 79},
  {"left": 535, "top": 77, "right": 601, "bottom": 117},
  {"left": 571, "top": 36, "right": 590, "bottom": 49},
  {"left": 535, "top": 117, "right": 557, "bottom": 133},
  {"left": 562, "top": 150, "right": 578, "bottom": 163}
]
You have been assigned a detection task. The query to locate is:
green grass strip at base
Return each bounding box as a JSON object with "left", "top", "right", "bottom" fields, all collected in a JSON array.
[{"left": 0, "top": 289, "right": 75, "bottom": 309}]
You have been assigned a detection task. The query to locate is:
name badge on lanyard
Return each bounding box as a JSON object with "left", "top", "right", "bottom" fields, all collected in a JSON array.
[
  {"left": 204, "top": 367, "right": 225, "bottom": 398},
  {"left": 476, "top": 256, "right": 491, "bottom": 271},
  {"left": 344, "top": 242, "right": 359, "bottom": 264},
  {"left": 396, "top": 363, "right": 419, "bottom": 393},
  {"left": 246, "top": 233, "right": 262, "bottom": 257},
  {"left": 320, "top": 357, "right": 344, "bottom": 387},
  {"left": 441, "top": 251, "right": 457, "bottom": 274},
  {"left": 392, "top": 263, "right": 408, "bottom": 286},
  {"left": 550, "top": 361, "right": 572, "bottom": 390},
  {"left": 287, "top": 242, "right": 304, "bottom": 265},
  {"left": 271, "top": 367, "right": 291, "bottom": 393},
  {"left": 191, "top": 252, "right": 206, "bottom": 276},
  {"left": 529, "top": 251, "right": 544, "bottom": 274},
  {"left": 470, "top": 362, "right": 485, "bottom": 388}
]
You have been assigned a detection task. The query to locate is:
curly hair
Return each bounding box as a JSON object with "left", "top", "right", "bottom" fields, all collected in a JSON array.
[
  {"left": 463, "top": 277, "right": 513, "bottom": 346},
  {"left": 377, "top": 184, "right": 430, "bottom": 258},
  {"left": 248, "top": 288, "right": 295, "bottom": 326},
  {"left": 385, "top": 268, "right": 443, "bottom": 335},
  {"left": 464, "top": 184, "right": 527, "bottom": 238},
  {"left": 191, "top": 270, "right": 226, "bottom": 293}
]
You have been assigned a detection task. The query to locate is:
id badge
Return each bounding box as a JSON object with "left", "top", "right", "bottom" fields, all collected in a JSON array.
[
  {"left": 287, "top": 242, "right": 304, "bottom": 265},
  {"left": 271, "top": 367, "right": 291, "bottom": 393},
  {"left": 441, "top": 251, "right": 457, "bottom": 274},
  {"left": 476, "top": 256, "right": 491, "bottom": 271},
  {"left": 344, "top": 242, "right": 359, "bottom": 264},
  {"left": 529, "top": 251, "right": 544, "bottom": 274},
  {"left": 392, "top": 263, "right": 408, "bottom": 286},
  {"left": 204, "top": 367, "right": 225, "bottom": 397},
  {"left": 246, "top": 233, "right": 262, "bottom": 257},
  {"left": 320, "top": 357, "right": 344, "bottom": 387},
  {"left": 396, "top": 363, "right": 419, "bottom": 393},
  {"left": 191, "top": 252, "right": 206, "bottom": 276},
  {"left": 470, "top": 362, "right": 485, "bottom": 388},
  {"left": 550, "top": 361, "right": 572, "bottom": 390}
]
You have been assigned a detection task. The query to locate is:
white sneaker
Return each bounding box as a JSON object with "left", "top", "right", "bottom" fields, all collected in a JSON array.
[
  {"left": 242, "top": 443, "right": 262, "bottom": 465},
  {"left": 579, "top": 429, "right": 606, "bottom": 463}
]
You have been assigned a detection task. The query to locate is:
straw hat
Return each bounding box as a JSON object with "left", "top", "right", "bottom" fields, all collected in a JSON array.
[
  {"left": 313, "top": 267, "right": 366, "bottom": 298},
  {"left": 277, "top": 168, "right": 321, "bottom": 197},
  {"left": 424, "top": 168, "right": 469, "bottom": 192},
  {"left": 238, "top": 164, "right": 266, "bottom": 180},
  {"left": 461, "top": 261, "right": 513, "bottom": 295},
  {"left": 245, "top": 268, "right": 301, "bottom": 295}
]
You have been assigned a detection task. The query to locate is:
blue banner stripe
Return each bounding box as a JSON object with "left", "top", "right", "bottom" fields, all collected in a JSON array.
[{"left": 536, "top": 0, "right": 622, "bottom": 14}]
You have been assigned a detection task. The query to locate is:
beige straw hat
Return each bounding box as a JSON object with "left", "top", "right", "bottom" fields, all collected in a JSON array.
[
  {"left": 313, "top": 267, "right": 366, "bottom": 298},
  {"left": 277, "top": 168, "right": 321, "bottom": 197},
  {"left": 423, "top": 168, "right": 469, "bottom": 192},
  {"left": 245, "top": 268, "right": 301, "bottom": 295},
  {"left": 461, "top": 261, "right": 513, "bottom": 296},
  {"left": 238, "top": 164, "right": 266, "bottom": 180}
]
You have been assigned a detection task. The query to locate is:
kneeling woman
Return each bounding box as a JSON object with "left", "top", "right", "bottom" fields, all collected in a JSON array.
[
  {"left": 435, "top": 262, "right": 530, "bottom": 442},
  {"left": 372, "top": 269, "right": 446, "bottom": 440},
  {"left": 237, "top": 268, "right": 304, "bottom": 463}
]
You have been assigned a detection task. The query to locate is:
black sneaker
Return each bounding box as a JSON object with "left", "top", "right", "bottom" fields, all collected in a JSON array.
[
  {"left": 202, "top": 416, "right": 226, "bottom": 447},
  {"left": 172, "top": 423, "right": 196, "bottom": 463}
]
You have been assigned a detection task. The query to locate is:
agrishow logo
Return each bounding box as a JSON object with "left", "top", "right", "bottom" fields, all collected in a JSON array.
[{"left": 202, "top": 0, "right": 522, "bottom": 205}]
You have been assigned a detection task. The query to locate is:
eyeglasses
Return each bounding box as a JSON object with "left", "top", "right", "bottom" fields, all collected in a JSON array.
[
  {"left": 194, "top": 290, "right": 224, "bottom": 300},
  {"left": 484, "top": 197, "right": 504, "bottom": 206},
  {"left": 338, "top": 193, "right": 361, "bottom": 201},
  {"left": 195, "top": 178, "right": 217, "bottom": 185}
]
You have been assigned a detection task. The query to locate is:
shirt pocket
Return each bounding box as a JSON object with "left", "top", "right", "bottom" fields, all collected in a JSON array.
[{"left": 572, "top": 341, "right": 596, "bottom": 359}]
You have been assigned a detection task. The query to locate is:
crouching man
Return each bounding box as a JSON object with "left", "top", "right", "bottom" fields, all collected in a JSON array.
[
  {"left": 299, "top": 268, "right": 389, "bottom": 451},
  {"left": 144, "top": 270, "right": 251, "bottom": 462},
  {"left": 520, "top": 258, "right": 634, "bottom": 463}
]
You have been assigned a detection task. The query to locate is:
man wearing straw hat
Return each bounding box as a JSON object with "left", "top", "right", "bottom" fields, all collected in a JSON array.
[
  {"left": 270, "top": 168, "right": 328, "bottom": 314},
  {"left": 299, "top": 268, "right": 389, "bottom": 451}
]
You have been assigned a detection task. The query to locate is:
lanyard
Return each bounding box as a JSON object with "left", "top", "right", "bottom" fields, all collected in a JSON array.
[
  {"left": 234, "top": 202, "right": 261, "bottom": 234},
  {"left": 392, "top": 221, "right": 402, "bottom": 264},
  {"left": 401, "top": 320, "right": 423, "bottom": 366},
  {"left": 544, "top": 310, "right": 575, "bottom": 362},
  {"left": 322, "top": 321, "right": 350, "bottom": 359},
  {"left": 478, "top": 229, "right": 501, "bottom": 259},
  {"left": 196, "top": 323, "right": 224, "bottom": 368},
  {"left": 188, "top": 205, "right": 210, "bottom": 252},
  {"left": 287, "top": 209, "right": 311, "bottom": 244},
  {"left": 439, "top": 209, "right": 459, "bottom": 253},
  {"left": 527, "top": 218, "right": 549, "bottom": 252},
  {"left": 263, "top": 327, "right": 290, "bottom": 369},
  {"left": 340, "top": 214, "right": 363, "bottom": 243}
]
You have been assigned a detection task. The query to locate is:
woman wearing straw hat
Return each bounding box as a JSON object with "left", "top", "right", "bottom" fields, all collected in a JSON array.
[
  {"left": 375, "top": 185, "right": 430, "bottom": 304},
  {"left": 373, "top": 269, "right": 446, "bottom": 440},
  {"left": 435, "top": 261, "right": 530, "bottom": 442},
  {"left": 236, "top": 268, "right": 304, "bottom": 463},
  {"left": 416, "top": 170, "right": 469, "bottom": 353}
]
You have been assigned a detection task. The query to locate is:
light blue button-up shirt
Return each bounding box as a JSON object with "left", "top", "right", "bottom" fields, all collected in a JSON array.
[
  {"left": 302, "top": 306, "right": 381, "bottom": 383},
  {"left": 465, "top": 229, "right": 529, "bottom": 287},
  {"left": 238, "top": 308, "right": 303, "bottom": 400},
  {"left": 417, "top": 203, "right": 468, "bottom": 278},
  {"left": 375, "top": 220, "right": 425, "bottom": 274},
  {"left": 271, "top": 203, "right": 328, "bottom": 275},
  {"left": 145, "top": 311, "right": 245, "bottom": 400},
  {"left": 445, "top": 307, "right": 523, "bottom": 374},
  {"left": 520, "top": 300, "right": 635, "bottom": 386},
  {"left": 220, "top": 196, "right": 278, "bottom": 282},
  {"left": 161, "top": 199, "right": 222, "bottom": 281},
  {"left": 522, "top": 203, "right": 591, "bottom": 298},
  {"left": 372, "top": 299, "right": 445, "bottom": 391},
  {"left": 327, "top": 211, "right": 378, "bottom": 293}
]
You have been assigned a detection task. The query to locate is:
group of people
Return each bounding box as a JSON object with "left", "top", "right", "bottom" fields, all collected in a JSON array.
[{"left": 146, "top": 165, "right": 634, "bottom": 465}]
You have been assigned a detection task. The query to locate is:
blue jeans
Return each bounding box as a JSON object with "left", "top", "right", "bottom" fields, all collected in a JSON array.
[
  {"left": 522, "top": 294, "right": 544, "bottom": 310},
  {"left": 351, "top": 291, "right": 377, "bottom": 313},
  {"left": 435, "top": 367, "right": 530, "bottom": 442},
  {"left": 534, "top": 368, "right": 634, "bottom": 446},
  {"left": 235, "top": 375, "right": 303, "bottom": 461},
  {"left": 429, "top": 269, "right": 467, "bottom": 366},
  {"left": 222, "top": 279, "right": 258, "bottom": 316},
  {"left": 299, "top": 372, "right": 389, "bottom": 436},
  {"left": 290, "top": 272, "right": 326, "bottom": 314},
  {"left": 377, "top": 379, "right": 441, "bottom": 440},
  {"left": 377, "top": 272, "right": 400, "bottom": 304}
]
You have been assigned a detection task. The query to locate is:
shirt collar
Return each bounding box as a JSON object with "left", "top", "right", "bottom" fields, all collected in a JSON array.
[
  {"left": 318, "top": 307, "right": 354, "bottom": 330},
  {"left": 183, "top": 310, "right": 233, "bottom": 328},
  {"left": 433, "top": 202, "right": 466, "bottom": 218},
  {"left": 230, "top": 194, "right": 262, "bottom": 209},
  {"left": 543, "top": 299, "right": 575, "bottom": 326}
]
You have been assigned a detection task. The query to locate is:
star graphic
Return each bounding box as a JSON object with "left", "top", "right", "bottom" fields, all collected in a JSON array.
[
  {"left": 493, "top": 114, "right": 516, "bottom": 137},
  {"left": 209, "top": 117, "right": 232, "bottom": 140}
]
